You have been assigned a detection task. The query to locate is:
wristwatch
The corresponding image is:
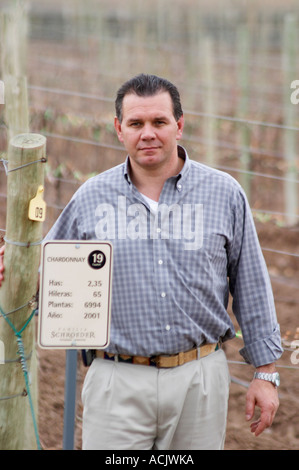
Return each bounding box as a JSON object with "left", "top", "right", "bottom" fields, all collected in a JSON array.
[{"left": 254, "top": 371, "right": 280, "bottom": 387}]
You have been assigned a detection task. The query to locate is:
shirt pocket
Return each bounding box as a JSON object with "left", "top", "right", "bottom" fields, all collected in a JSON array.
[{"left": 175, "top": 233, "right": 227, "bottom": 285}]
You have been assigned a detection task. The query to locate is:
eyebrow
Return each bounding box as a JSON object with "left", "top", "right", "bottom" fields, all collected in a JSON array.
[{"left": 126, "top": 115, "right": 169, "bottom": 124}]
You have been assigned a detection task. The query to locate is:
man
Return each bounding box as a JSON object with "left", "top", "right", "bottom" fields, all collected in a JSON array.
[{"left": 0, "top": 74, "right": 282, "bottom": 450}]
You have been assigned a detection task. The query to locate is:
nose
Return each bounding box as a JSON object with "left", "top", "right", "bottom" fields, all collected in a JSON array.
[{"left": 140, "top": 123, "right": 155, "bottom": 140}]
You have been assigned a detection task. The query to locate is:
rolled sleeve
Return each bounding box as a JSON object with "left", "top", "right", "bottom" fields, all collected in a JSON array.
[{"left": 239, "top": 324, "right": 283, "bottom": 368}]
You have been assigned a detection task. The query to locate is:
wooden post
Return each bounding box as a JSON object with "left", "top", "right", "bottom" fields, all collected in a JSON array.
[
  {"left": 0, "top": 133, "right": 46, "bottom": 450},
  {"left": 282, "top": 14, "right": 298, "bottom": 226},
  {"left": 202, "top": 37, "right": 216, "bottom": 167},
  {"left": 2, "top": 75, "right": 29, "bottom": 142},
  {"left": 237, "top": 25, "right": 251, "bottom": 201},
  {"left": 0, "top": 1, "right": 29, "bottom": 141}
]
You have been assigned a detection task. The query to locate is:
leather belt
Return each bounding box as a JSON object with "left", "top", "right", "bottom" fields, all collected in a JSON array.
[{"left": 95, "top": 342, "right": 220, "bottom": 368}]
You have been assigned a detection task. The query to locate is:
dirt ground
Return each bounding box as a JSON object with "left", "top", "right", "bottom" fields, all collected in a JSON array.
[{"left": 36, "top": 222, "right": 299, "bottom": 451}]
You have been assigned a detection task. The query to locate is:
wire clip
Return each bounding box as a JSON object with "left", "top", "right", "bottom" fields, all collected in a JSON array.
[{"left": 0, "top": 157, "right": 47, "bottom": 175}]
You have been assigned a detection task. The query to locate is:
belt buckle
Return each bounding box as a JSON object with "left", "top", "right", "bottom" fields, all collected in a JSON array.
[{"left": 151, "top": 356, "right": 161, "bottom": 368}]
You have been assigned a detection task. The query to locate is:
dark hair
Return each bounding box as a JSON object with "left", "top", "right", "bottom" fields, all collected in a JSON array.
[{"left": 115, "top": 74, "right": 183, "bottom": 122}]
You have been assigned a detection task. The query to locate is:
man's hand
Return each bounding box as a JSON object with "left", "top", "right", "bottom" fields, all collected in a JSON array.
[
  {"left": 245, "top": 364, "right": 279, "bottom": 436},
  {"left": 0, "top": 244, "right": 5, "bottom": 287}
]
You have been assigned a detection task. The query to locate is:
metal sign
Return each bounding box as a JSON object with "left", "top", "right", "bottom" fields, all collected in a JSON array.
[{"left": 38, "top": 240, "right": 113, "bottom": 349}]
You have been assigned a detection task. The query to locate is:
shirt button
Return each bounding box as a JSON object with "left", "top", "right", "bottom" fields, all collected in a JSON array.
[
  {"left": 165, "top": 324, "right": 171, "bottom": 331},
  {"left": 161, "top": 292, "right": 166, "bottom": 298},
  {"left": 156, "top": 227, "right": 161, "bottom": 233},
  {"left": 158, "top": 259, "right": 163, "bottom": 265},
  {"left": 177, "top": 184, "right": 182, "bottom": 191}
]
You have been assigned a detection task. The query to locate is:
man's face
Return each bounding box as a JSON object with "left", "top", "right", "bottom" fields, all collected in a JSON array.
[{"left": 114, "top": 91, "right": 184, "bottom": 172}]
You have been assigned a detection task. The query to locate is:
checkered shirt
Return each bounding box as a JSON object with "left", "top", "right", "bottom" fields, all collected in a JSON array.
[{"left": 45, "top": 146, "right": 283, "bottom": 367}]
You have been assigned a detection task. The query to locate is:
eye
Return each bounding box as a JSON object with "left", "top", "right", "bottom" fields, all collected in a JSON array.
[
  {"left": 130, "top": 121, "right": 142, "bottom": 127},
  {"left": 155, "top": 120, "right": 166, "bottom": 126}
]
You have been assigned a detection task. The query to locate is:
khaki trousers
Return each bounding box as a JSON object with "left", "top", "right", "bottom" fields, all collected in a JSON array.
[{"left": 81, "top": 349, "right": 230, "bottom": 450}]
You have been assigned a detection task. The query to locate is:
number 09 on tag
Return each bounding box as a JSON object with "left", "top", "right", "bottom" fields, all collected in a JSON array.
[{"left": 28, "top": 185, "right": 46, "bottom": 222}]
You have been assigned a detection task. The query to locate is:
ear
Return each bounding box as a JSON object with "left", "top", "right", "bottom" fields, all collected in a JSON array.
[
  {"left": 176, "top": 115, "right": 184, "bottom": 141},
  {"left": 114, "top": 117, "right": 124, "bottom": 142}
]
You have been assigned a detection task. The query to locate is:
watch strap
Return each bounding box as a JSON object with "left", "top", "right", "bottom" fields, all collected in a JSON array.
[{"left": 254, "top": 371, "right": 280, "bottom": 387}]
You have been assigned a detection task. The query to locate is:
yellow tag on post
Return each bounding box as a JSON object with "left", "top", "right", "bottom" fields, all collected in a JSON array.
[{"left": 28, "top": 185, "right": 46, "bottom": 222}]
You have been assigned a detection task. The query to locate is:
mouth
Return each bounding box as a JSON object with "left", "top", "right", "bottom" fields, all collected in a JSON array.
[{"left": 139, "top": 146, "right": 160, "bottom": 151}]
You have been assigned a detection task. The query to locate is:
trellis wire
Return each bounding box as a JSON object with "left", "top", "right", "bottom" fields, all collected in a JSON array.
[{"left": 25, "top": 84, "right": 299, "bottom": 132}]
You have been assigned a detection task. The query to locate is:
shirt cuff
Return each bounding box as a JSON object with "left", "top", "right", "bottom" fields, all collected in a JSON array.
[{"left": 239, "top": 324, "right": 283, "bottom": 368}]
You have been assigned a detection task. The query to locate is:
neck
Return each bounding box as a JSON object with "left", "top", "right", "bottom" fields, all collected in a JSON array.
[{"left": 129, "top": 154, "right": 184, "bottom": 201}]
